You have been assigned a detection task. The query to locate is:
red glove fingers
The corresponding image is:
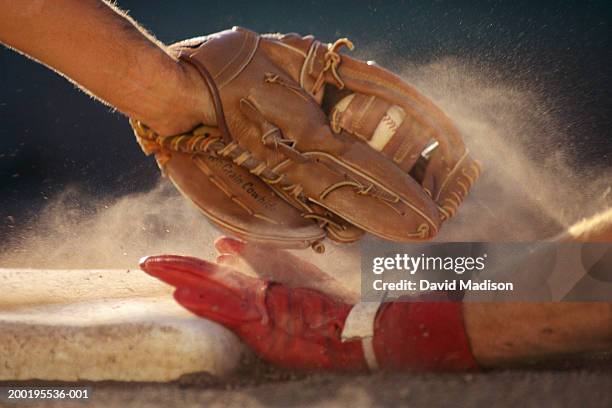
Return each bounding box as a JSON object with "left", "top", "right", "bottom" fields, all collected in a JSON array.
[
  {"left": 140, "top": 254, "right": 478, "bottom": 371},
  {"left": 141, "top": 255, "right": 266, "bottom": 327},
  {"left": 141, "top": 254, "right": 366, "bottom": 371}
]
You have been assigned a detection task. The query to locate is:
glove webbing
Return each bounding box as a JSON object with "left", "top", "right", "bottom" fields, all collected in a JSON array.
[
  {"left": 131, "top": 119, "right": 301, "bottom": 193},
  {"left": 131, "top": 120, "right": 355, "bottom": 238}
]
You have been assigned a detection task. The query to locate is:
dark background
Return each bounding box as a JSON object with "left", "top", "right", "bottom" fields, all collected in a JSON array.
[{"left": 1, "top": 0, "right": 611, "bottom": 238}]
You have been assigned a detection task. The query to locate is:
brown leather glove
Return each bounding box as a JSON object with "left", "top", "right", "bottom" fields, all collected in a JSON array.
[{"left": 131, "top": 27, "right": 481, "bottom": 251}]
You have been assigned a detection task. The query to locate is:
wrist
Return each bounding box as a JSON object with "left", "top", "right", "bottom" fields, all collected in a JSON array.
[
  {"left": 341, "top": 299, "right": 479, "bottom": 371},
  {"left": 130, "top": 51, "right": 215, "bottom": 137},
  {"left": 167, "top": 59, "right": 216, "bottom": 131}
]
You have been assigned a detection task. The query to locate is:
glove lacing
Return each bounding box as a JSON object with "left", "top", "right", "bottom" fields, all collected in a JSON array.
[
  {"left": 311, "top": 38, "right": 355, "bottom": 95},
  {"left": 131, "top": 120, "right": 353, "bottom": 243}
]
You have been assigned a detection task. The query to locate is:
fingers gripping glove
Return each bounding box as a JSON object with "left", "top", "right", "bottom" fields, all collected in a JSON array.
[
  {"left": 140, "top": 255, "right": 478, "bottom": 371},
  {"left": 131, "top": 27, "right": 481, "bottom": 250}
]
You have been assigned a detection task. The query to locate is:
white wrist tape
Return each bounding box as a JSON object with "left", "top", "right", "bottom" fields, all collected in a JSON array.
[{"left": 341, "top": 301, "right": 382, "bottom": 371}]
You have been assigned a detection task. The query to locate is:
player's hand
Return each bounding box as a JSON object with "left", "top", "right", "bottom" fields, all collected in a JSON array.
[
  {"left": 140, "top": 238, "right": 478, "bottom": 372},
  {"left": 140, "top": 251, "right": 368, "bottom": 371}
]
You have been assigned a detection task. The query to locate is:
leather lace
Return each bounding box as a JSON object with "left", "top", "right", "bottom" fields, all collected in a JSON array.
[
  {"left": 312, "top": 38, "right": 354, "bottom": 95},
  {"left": 264, "top": 73, "right": 309, "bottom": 101},
  {"left": 130, "top": 120, "right": 308, "bottom": 204}
]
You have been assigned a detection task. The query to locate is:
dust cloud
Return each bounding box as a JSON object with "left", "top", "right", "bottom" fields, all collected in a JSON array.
[
  {"left": 0, "top": 182, "right": 222, "bottom": 268},
  {"left": 0, "top": 57, "right": 610, "bottom": 271},
  {"left": 400, "top": 57, "right": 611, "bottom": 242}
]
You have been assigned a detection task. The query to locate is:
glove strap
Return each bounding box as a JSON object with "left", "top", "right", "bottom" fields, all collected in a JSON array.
[
  {"left": 178, "top": 52, "right": 233, "bottom": 144},
  {"left": 341, "top": 301, "right": 381, "bottom": 371}
]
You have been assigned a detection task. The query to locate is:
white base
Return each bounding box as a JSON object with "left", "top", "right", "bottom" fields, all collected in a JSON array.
[{"left": 0, "top": 269, "right": 244, "bottom": 382}]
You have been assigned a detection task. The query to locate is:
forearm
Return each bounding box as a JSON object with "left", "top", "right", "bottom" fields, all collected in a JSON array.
[
  {"left": 464, "top": 302, "right": 612, "bottom": 366},
  {"left": 464, "top": 208, "right": 612, "bottom": 366},
  {"left": 0, "top": 0, "right": 209, "bottom": 135}
]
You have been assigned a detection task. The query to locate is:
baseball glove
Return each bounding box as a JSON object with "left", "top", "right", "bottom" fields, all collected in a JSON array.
[{"left": 131, "top": 27, "right": 481, "bottom": 251}]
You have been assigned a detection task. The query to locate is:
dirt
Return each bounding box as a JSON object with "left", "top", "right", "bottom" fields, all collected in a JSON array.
[{"left": 2, "top": 359, "right": 611, "bottom": 408}]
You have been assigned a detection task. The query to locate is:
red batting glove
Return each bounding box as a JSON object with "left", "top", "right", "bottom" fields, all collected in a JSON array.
[
  {"left": 141, "top": 254, "right": 366, "bottom": 371},
  {"left": 140, "top": 245, "right": 478, "bottom": 372}
]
